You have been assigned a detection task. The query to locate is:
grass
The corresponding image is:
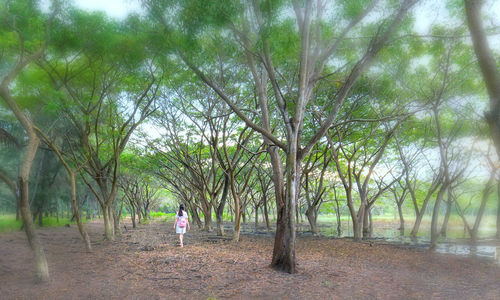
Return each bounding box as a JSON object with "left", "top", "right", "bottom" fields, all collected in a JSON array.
[
  {"left": 150, "top": 212, "right": 176, "bottom": 223},
  {"left": 0, "top": 214, "right": 89, "bottom": 233}
]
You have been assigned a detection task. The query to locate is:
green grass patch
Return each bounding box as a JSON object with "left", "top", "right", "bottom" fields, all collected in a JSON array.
[{"left": 0, "top": 214, "right": 89, "bottom": 233}]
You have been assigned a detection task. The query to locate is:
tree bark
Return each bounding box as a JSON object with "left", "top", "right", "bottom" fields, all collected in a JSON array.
[
  {"left": 305, "top": 207, "right": 319, "bottom": 236},
  {"left": 440, "top": 197, "right": 453, "bottom": 238},
  {"left": 430, "top": 184, "right": 448, "bottom": 249},
  {"left": 397, "top": 203, "right": 405, "bottom": 236},
  {"left": 464, "top": 0, "right": 500, "bottom": 240}
]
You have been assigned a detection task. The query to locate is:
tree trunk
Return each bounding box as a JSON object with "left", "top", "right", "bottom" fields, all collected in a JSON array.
[
  {"left": 131, "top": 206, "right": 136, "bottom": 228},
  {"left": 113, "top": 201, "right": 123, "bottom": 237},
  {"left": 86, "top": 194, "right": 90, "bottom": 220},
  {"left": 335, "top": 199, "right": 342, "bottom": 237},
  {"left": 201, "top": 201, "right": 212, "bottom": 232},
  {"left": 271, "top": 147, "right": 298, "bottom": 274},
  {"left": 497, "top": 182, "right": 500, "bottom": 240},
  {"left": 305, "top": 207, "right": 318, "bottom": 236},
  {"left": 255, "top": 204, "right": 259, "bottom": 229},
  {"left": 19, "top": 156, "right": 50, "bottom": 282},
  {"left": 410, "top": 195, "right": 433, "bottom": 238},
  {"left": 216, "top": 174, "right": 229, "bottom": 236},
  {"left": 440, "top": 199, "right": 453, "bottom": 238},
  {"left": 430, "top": 184, "right": 448, "bottom": 249},
  {"left": 362, "top": 206, "right": 371, "bottom": 239},
  {"left": 69, "top": 173, "right": 91, "bottom": 251},
  {"left": 38, "top": 208, "right": 43, "bottom": 227},
  {"left": 102, "top": 206, "right": 114, "bottom": 241},
  {"left": 263, "top": 193, "right": 270, "bottom": 230},
  {"left": 464, "top": 0, "right": 500, "bottom": 240},
  {"left": 397, "top": 203, "right": 405, "bottom": 236},
  {"left": 188, "top": 203, "right": 203, "bottom": 229},
  {"left": 16, "top": 199, "right": 20, "bottom": 221}
]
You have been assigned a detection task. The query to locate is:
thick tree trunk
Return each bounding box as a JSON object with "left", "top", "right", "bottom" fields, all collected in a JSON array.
[
  {"left": 362, "top": 206, "right": 371, "bottom": 239},
  {"left": 102, "top": 206, "right": 114, "bottom": 241},
  {"left": 201, "top": 201, "right": 212, "bottom": 232},
  {"left": 305, "top": 207, "right": 318, "bottom": 236},
  {"left": 271, "top": 147, "right": 298, "bottom": 274}
]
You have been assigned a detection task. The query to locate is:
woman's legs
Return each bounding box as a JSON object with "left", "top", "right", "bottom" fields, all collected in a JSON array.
[{"left": 179, "top": 233, "right": 184, "bottom": 247}]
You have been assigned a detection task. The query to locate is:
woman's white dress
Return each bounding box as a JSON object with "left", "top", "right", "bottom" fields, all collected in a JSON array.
[{"left": 175, "top": 211, "right": 188, "bottom": 234}]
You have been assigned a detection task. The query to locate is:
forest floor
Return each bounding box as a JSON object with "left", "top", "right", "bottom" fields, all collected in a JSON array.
[{"left": 1, "top": 219, "right": 500, "bottom": 300}]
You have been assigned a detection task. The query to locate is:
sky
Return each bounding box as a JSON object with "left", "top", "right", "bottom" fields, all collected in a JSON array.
[
  {"left": 66, "top": 0, "right": 500, "bottom": 46},
  {"left": 72, "top": 0, "right": 144, "bottom": 19}
]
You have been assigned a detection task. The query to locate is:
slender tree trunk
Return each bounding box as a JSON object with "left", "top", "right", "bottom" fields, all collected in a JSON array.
[
  {"left": 38, "top": 208, "right": 43, "bottom": 227},
  {"left": 263, "top": 193, "right": 270, "bottom": 230},
  {"left": 16, "top": 199, "right": 20, "bottom": 221},
  {"left": 131, "top": 206, "right": 136, "bottom": 228},
  {"left": 410, "top": 195, "right": 433, "bottom": 238},
  {"left": 464, "top": 0, "right": 500, "bottom": 240},
  {"left": 397, "top": 203, "right": 405, "bottom": 236},
  {"left": 1, "top": 82, "right": 50, "bottom": 282},
  {"left": 430, "top": 184, "right": 448, "bottom": 249},
  {"left": 295, "top": 202, "right": 300, "bottom": 225},
  {"left": 86, "top": 194, "right": 90, "bottom": 220},
  {"left": 369, "top": 210, "right": 373, "bottom": 237},
  {"left": 216, "top": 174, "right": 229, "bottom": 236},
  {"left": 255, "top": 204, "right": 259, "bottom": 229},
  {"left": 113, "top": 201, "right": 123, "bottom": 237},
  {"left": 56, "top": 199, "right": 59, "bottom": 223},
  {"left": 440, "top": 199, "right": 453, "bottom": 238},
  {"left": 496, "top": 182, "right": 500, "bottom": 240},
  {"left": 335, "top": 198, "right": 342, "bottom": 237},
  {"left": 69, "top": 173, "right": 91, "bottom": 251}
]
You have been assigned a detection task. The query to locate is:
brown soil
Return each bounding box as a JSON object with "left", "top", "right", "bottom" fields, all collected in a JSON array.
[{"left": 1, "top": 219, "right": 499, "bottom": 300}]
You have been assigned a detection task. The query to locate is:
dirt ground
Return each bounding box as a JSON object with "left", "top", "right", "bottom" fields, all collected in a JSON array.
[{"left": 1, "top": 219, "right": 499, "bottom": 300}]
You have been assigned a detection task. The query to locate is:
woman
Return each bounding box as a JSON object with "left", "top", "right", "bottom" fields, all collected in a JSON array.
[{"left": 173, "top": 204, "right": 190, "bottom": 247}]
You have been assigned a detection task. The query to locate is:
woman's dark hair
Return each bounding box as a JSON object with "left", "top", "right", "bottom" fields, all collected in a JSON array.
[{"left": 178, "top": 204, "right": 185, "bottom": 217}]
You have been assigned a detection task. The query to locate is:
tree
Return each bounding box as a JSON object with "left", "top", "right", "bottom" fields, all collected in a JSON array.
[
  {"left": 39, "top": 11, "right": 163, "bottom": 240},
  {"left": 146, "top": 0, "right": 419, "bottom": 273},
  {"left": 464, "top": 0, "right": 500, "bottom": 239},
  {"left": 0, "top": 0, "right": 58, "bottom": 282}
]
